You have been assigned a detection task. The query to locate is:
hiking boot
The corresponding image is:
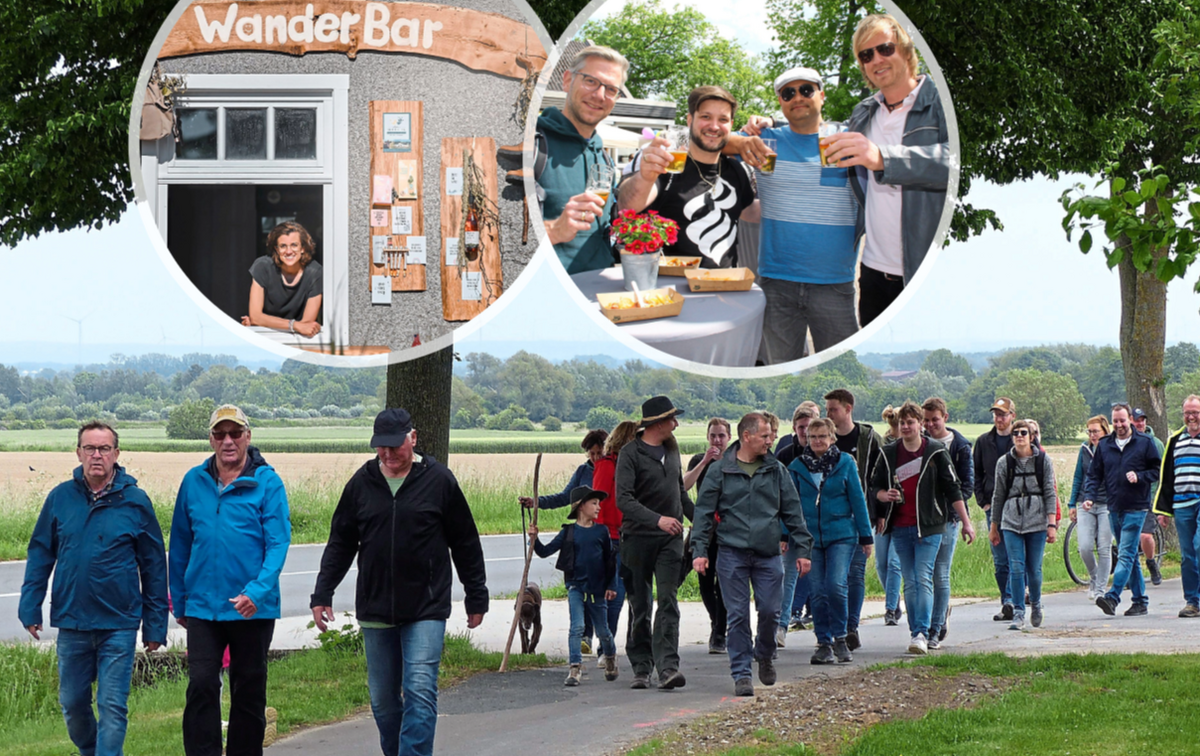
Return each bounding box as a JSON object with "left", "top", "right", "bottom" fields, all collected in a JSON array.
[
  {"left": 734, "top": 677, "right": 755, "bottom": 697},
  {"left": 833, "top": 637, "right": 853, "bottom": 663},
  {"left": 263, "top": 706, "right": 278, "bottom": 747},
  {"left": 630, "top": 673, "right": 652, "bottom": 690},
  {"left": 994, "top": 603, "right": 1014, "bottom": 621},
  {"left": 757, "top": 656, "right": 777, "bottom": 686},
  {"left": 927, "top": 636, "right": 942, "bottom": 650},
  {"left": 1009, "top": 614, "right": 1026, "bottom": 631},
  {"left": 658, "top": 669, "right": 686, "bottom": 690},
  {"left": 1148, "top": 558, "right": 1163, "bottom": 586},
  {"left": 1031, "top": 604, "right": 1044, "bottom": 628},
  {"left": 774, "top": 625, "right": 787, "bottom": 648},
  {"left": 709, "top": 632, "right": 727, "bottom": 654},
  {"left": 565, "top": 664, "right": 582, "bottom": 686},
  {"left": 1180, "top": 604, "right": 1200, "bottom": 618},
  {"left": 895, "top": 605, "right": 903, "bottom": 623},
  {"left": 810, "top": 643, "right": 835, "bottom": 665},
  {"left": 884, "top": 609, "right": 898, "bottom": 626},
  {"left": 939, "top": 605, "right": 951, "bottom": 641},
  {"left": 907, "top": 634, "right": 928, "bottom": 655},
  {"left": 580, "top": 639, "right": 592, "bottom": 655},
  {"left": 845, "top": 630, "right": 861, "bottom": 651},
  {"left": 1096, "top": 595, "right": 1117, "bottom": 615},
  {"left": 1124, "top": 603, "right": 1148, "bottom": 616},
  {"left": 603, "top": 655, "right": 619, "bottom": 681}
]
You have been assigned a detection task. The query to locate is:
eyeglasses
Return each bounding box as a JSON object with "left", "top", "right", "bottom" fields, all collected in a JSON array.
[
  {"left": 211, "top": 429, "right": 247, "bottom": 441},
  {"left": 80, "top": 445, "right": 115, "bottom": 456},
  {"left": 1086, "top": 429, "right": 1105, "bottom": 435},
  {"left": 779, "top": 84, "right": 817, "bottom": 102},
  {"left": 1012, "top": 430, "right": 1030, "bottom": 437},
  {"left": 857, "top": 41, "right": 897, "bottom": 64},
  {"left": 807, "top": 433, "right": 831, "bottom": 441},
  {"left": 1184, "top": 410, "right": 1200, "bottom": 417},
  {"left": 575, "top": 73, "right": 622, "bottom": 101}
]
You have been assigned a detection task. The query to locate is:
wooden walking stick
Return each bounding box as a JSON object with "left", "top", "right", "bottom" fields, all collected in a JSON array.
[{"left": 500, "top": 452, "right": 541, "bottom": 672}]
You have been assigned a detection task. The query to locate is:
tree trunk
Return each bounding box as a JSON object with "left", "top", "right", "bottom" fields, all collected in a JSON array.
[
  {"left": 1116, "top": 220, "right": 1169, "bottom": 438},
  {"left": 386, "top": 346, "right": 454, "bottom": 463}
]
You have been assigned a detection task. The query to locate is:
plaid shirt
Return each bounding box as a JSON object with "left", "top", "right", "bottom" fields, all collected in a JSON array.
[{"left": 85, "top": 473, "right": 116, "bottom": 505}]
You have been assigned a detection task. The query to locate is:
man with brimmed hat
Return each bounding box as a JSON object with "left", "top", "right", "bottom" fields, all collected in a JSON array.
[
  {"left": 973, "top": 396, "right": 1018, "bottom": 621},
  {"left": 724, "top": 66, "right": 861, "bottom": 363},
  {"left": 310, "top": 408, "right": 487, "bottom": 756},
  {"left": 616, "top": 395, "right": 694, "bottom": 690},
  {"left": 170, "top": 404, "right": 291, "bottom": 756}
]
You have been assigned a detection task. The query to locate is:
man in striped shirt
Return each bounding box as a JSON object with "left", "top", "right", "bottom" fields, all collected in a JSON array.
[{"left": 1154, "top": 394, "right": 1200, "bottom": 618}]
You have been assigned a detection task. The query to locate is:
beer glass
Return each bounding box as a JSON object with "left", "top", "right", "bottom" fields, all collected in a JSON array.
[
  {"left": 818, "top": 121, "right": 847, "bottom": 167},
  {"left": 587, "top": 163, "right": 614, "bottom": 204},
  {"left": 760, "top": 138, "right": 777, "bottom": 174},
  {"left": 664, "top": 125, "right": 689, "bottom": 174}
]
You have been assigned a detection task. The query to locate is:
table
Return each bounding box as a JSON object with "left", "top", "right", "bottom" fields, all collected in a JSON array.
[
  {"left": 244, "top": 326, "right": 389, "bottom": 355},
  {"left": 570, "top": 267, "right": 766, "bottom": 367}
]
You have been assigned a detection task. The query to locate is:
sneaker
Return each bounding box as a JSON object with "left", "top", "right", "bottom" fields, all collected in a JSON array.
[
  {"left": 263, "top": 706, "right": 278, "bottom": 747},
  {"left": 1124, "top": 603, "right": 1148, "bottom": 616},
  {"left": 565, "top": 664, "right": 582, "bottom": 686},
  {"left": 833, "top": 637, "right": 853, "bottom": 663},
  {"left": 709, "top": 634, "right": 727, "bottom": 654},
  {"left": 1009, "top": 614, "right": 1026, "bottom": 631},
  {"left": 1086, "top": 588, "right": 1097, "bottom": 601},
  {"left": 939, "top": 605, "right": 951, "bottom": 642},
  {"left": 907, "top": 634, "right": 928, "bottom": 655},
  {"left": 895, "top": 605, "right": 903, "bottom": 623},
  {"left": 580, "top": 639, "right": 592, "bottom": 655},
  {"left": 603, "top": 655, "right": 619, "bottom": 681},
  {"left": 1031, "top": 604, "right": 1043, "bottom": 628},
  {"left": 994, "top": 603, "right": 1014, "bottom": 621},
  {"left": 927, "top": 636, "right": 942, "bottom": 650},
  {"left": 757, "top": 656, "right": 777, "bottom": 686},
  {"left": 845, "top": 630, "right": 861, "bottom": 651},
  {"left": 630, "top": 674, "right": 652, "bottom": 690},
  {"left": 884, "top": 609, "right": 898, "bottom": 626},
  {"left": 1096, "top": 595, "right": 1117, "bottom": 615},
  {"left": 597, "top": 655, "right": 606, "bottom": 668},
  {"left": 1148, "top": 559, "right": 1163, "bottom": 586},
  {"left": 810, "top": 643, "right": 836, "bottom": 665},
  {"left": 1179, "top": 604, "right": 1200, "bottom": 618},
  {"left": 734, "top": 677, "right": 755, "bottom": 697},
  {"left": 790, "top": 615, "right": 809, "bottom": 630},
  {"left": 658, "top": 669, "right": 686, "bottom": 690},
  {"left": 775, "top": 625, "right": 787, "bottom": 648}
]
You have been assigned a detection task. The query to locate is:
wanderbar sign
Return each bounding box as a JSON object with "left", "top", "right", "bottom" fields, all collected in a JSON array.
[{"left": 159, "top": 1, "right": 546, "bottom": 79}]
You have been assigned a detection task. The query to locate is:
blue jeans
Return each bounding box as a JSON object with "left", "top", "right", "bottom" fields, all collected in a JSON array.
[
  {"left": 362, "top": 621, "right": 446, "bottom": 756},
  {"left": 583, "top": 546, "right": 626, "bottom": 646},
  {"left": 986, "top": 506, "right": 1012, "bottom": 605},
  {"left": 568, "top": 586, "right": 615, "bottom": 664},
  {"left": 56, "top": 628, "right": 138, "bottom": 756},
  {"left": 1105, "top": 510, "right": 1148, "bottom": 607},
  {"left": 809, "top": 542, "right": 857, "bottom": 645},
  {"left": 1002, "top": 529, "right": 1047, "bottom": 617},
  {"left": 778, "top": 554, "right": 810, "bottom": 629},
  {"left": 930, "top": 521, "right": 959, "bottom": 637},
  {"left": 1176, "top": 505, "right": 1200, "bottom": 608},
  {"left": 716, "top": 546, "right": 783, "bottom": 680},
  {"left": 891, "top": 526, "right": 942, "bottom": 638},
  {"left": 872, "top": 531, "right": 903, "bottom": 612},
  {"left": 759, "top": 277, "right": 859, "bottom": 363},
  {"left": 847, "top": 547, "right": 867, "bottom": 632}
]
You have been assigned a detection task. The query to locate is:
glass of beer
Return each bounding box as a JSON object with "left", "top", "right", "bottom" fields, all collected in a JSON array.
[
  {"left": 759, "top": 138, "right": 777, "bottom": 174},
  {"left": 818, "top": 121, "right": 847, "bottom": 167},
  {"left": 664, "top": 125, "right": 689, "bottom": 173},
  {"left": 588, "top": 163, "right": 614, "bottom": 204}
]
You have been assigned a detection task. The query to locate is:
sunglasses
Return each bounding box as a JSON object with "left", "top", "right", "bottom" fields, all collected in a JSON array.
[
  {"left": 211, "top": 429, "right": 247, "bottom": 441},
  {"left": 1012, "top": 430, "right": 1030, "bottom": 437},
  {"left": 779, "top": 84, "right": 817, "bottom": 102},
  {"left": 857, "top": 41, "right": 897, "bottom": 64}
]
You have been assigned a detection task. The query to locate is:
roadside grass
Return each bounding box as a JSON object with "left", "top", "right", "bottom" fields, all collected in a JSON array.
[{"left": 1, "top": 632, "right": 548, "bottom": 756}]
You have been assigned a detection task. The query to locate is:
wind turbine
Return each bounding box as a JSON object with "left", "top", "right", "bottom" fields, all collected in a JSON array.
[
  {"left": 62, "top": 308, "right": 95, "bottom": 367},
  {"left": 195, "top": 315, "right": 209, "bottom": 351}
]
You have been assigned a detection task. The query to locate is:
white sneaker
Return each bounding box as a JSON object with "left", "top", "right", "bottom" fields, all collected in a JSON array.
[
  {"left": 775, "top": 626, "right": 787, "bottom": 648},
  {"left": 1009, "top": 614, "right": 1026, "bottom": 631},
  {"left": 907, "top": 634, "right": 928, "bottom": 655}
]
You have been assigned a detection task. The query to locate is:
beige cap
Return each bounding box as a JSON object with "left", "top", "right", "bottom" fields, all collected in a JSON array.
[
  {"left": 990, "top": 397, "right": 1016, "bottom": 415},
  {"left": 209, "top": 404, "right": 250, "bottom": 429}
]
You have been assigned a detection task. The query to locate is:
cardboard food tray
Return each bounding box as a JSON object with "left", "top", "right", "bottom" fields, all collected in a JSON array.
[
  {"left": 659, "top": 256, "right": 702, "bottom": 276},
  {"left": 684, "top": 267, "right": 756, "bottom": 291},
  {"left": 597, "top": 287, "right": 685, "bottom": 324}
]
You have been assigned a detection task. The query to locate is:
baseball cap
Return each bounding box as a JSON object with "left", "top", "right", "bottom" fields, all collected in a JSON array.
[
  {"left": 209, "top": 404, "right": 249, "bottom": 429},
  {"left": 1131, "top": 408, "right": 1148, "bottom": 420},
  {"left": 773, "top": 67, "right": 824, "bottom": 94},
  {"left": 370, "top": 408, "right": 414, "bottom": 448},
  {"left": 990, "top": 398, "right": 1015, "bottom": 415}
]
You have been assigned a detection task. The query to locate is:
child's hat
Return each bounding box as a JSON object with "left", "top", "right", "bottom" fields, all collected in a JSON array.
[{"left": 567, "top": 486, "right": 607, "bottom": 519}]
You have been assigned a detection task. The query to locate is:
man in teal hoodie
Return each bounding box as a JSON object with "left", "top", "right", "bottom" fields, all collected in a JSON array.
[{"left": 537, "top": 45, "right": 627, "bottom": 273}]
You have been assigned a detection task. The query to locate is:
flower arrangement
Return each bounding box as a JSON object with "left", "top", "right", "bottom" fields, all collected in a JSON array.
[{"left": 610, "top": 209, "right": 679, "bottom": 255}]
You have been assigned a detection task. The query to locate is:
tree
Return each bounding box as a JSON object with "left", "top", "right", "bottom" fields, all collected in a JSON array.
[
  {"left": 1075, "top": 346, "right": 1126, "bottom": 417},
  {"left": 167, "top": 398, "right": 216, "bottom": 440},
  {"left": 921, "top": 349, "right": 974, "bottom": 380},
  {"left": 996, "top": 368, "right": 1089, "bottom": 444},
  {"left": 387, "top": 350, "right": 453, "bottom": 464},
  {"left": 1165, "top": 342, "right": 1200, "bottom": 384}
]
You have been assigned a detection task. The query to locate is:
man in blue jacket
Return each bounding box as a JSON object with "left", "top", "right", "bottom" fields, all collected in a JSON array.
[
  {"left": 20, "top": 421, "right": 168, "bottom": 756},
  {"left": 170, "top": 404, "right": 291, "bottom": 756},
  {"left": 1084, "top": 403, "right": 1162, "bottom": 617}
]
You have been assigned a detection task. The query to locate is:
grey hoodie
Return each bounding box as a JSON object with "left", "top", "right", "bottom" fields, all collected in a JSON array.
[{"left": 992, "top": 450, "right": 1058, "bottom": 534}]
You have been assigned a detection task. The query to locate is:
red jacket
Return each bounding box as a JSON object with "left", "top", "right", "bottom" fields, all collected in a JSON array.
[{"left": 592, "top": 454, "right": 623, "bottom": 540}]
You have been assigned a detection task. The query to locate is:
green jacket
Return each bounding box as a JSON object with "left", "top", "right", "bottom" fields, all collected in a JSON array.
[
  {"left": 869, "top": 438, "right": 963, "bottom": 538},
  {"left": 691, "top": 444, "right": 813, "bottom": 560}
]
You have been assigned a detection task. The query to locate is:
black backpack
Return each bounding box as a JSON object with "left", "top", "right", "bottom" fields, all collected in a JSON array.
[{"left": 1004, "top": 450, "right": 1047, "bottom": 495}]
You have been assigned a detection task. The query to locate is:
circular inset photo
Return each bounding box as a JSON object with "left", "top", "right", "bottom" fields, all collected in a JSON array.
[
  {"left": 131, "top": 0, "right": 549, "bottom": 361},
  {"left": 525, "top": 0, "right": 959, "bottom": 373}
]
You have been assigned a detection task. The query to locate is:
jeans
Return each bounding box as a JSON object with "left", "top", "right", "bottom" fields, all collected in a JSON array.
[
  {"left": 872, "top": 531, "right": 903, "bottom": 612},
  {"left": 778, "top": 553, "right": 809, "bottom": 629},
  {"left": 846, "top": 547, "right": 868, "bottom": 632},
  {"left": 621, "top": 532, "right": 684, "bottom": 678},
  {"left": 568, "top": 587, "right": 615, "bottom": 664},
  {"left": 890, "top": 526, "right": 942, "bottom": 638},
  {"left": 986, "top": 506, "right": 1012, "bottom": 605},
  {"left": 930, "top": 521, "right": 959, "bottom": 638},
  {"left": 56, "top": 628, "right": 138, "bottom": 756},
  {"left": 759, "top": 277, "right": 859, "bottom": 364},
  {"left": 858, "top": 263, "right": 905, "bottom": 327},
  {"left": 1075, "top": 506, "right": 1112, "bottom": 596},
  {"left": 716, "top": 546, "right": 783, "bottom": 681},
  {"left": 1175, "top": 505, "right": 1200, "bottom": 608},
  {"left": 1105, "top": 510, "right": 1148, "bottom": 607},
  {"left": 362, "top": 621, "right": 446, "bottom": 756},
  {"left": 583, "top": 544, "right": 626, "bottom": 647},
  {"left": 696, "top": 536, "right": 727, "bottom": 640},
  {"left": 1002, "top": 530, "right": 1047, "bottom": 617},
  {"left": 183, "top": 618, "right": 274, "bottom": 756},
  {"left": 808, "top": 542, "right": 857, "bottom": 645}
]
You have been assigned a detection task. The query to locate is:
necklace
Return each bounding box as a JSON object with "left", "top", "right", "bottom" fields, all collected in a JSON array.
[
  {"left": 693, "top": 158, "right": 722, "bottom": 196},
  {"left": 884, "top": 98, "right": 906, "bottom": 112}
]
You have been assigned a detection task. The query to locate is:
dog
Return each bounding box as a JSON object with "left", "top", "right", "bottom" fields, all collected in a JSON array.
[{"left": 517, "top": 583, "right": 543, "bottom": 654}]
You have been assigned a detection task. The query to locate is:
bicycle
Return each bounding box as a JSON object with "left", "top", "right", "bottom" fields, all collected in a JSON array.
[{"left": 1063, "top": 513, "right": 1164, "bottom": 586}]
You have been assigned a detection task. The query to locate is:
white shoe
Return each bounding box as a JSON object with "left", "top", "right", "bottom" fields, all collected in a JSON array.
[
  {"left": 775, "top": 626, "right": 787, "bottom": 648},
  {"left": 907, "top": 634, "right": 928, "bottom": 655},
  {"left": 1009, "top": 615, "right": 1026, "bottom": 631}
]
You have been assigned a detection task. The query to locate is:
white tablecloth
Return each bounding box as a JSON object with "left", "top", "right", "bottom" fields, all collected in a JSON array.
[{"left": 571, "top": 267, "right": 766, "bottom": 367}]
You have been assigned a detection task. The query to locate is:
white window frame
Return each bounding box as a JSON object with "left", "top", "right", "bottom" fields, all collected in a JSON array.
[{"left": 144, "top": 74, "right": 349, "bottom": 346}]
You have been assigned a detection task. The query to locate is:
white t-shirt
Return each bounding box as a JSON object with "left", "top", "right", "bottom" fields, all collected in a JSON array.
[{"left": 861, "top": 76, "right": 927, "bottom": 277}]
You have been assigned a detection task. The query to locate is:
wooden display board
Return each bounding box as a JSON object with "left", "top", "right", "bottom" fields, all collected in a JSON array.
[
  {"left": 440, "top": 137, "right": 501, "bottom": 321},
  {"left": 369, "top": 100, "right": 426, "bottom": 293}
]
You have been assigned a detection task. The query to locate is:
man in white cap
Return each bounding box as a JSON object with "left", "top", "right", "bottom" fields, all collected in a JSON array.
[{"left": 726, "top": 67, "right": 860, "bottom": 363}]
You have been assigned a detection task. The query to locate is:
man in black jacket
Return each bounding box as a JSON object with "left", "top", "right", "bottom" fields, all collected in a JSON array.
[
  {"left": 310, "top": 409, "right": 488, "bottom": 756},
  {"left": 972, "top": 397, "right": 1016, "bottom": 620}
]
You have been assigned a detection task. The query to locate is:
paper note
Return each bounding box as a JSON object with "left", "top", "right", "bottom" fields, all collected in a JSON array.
[
  {"left": 446, "top": 167, "right": 463, "bottom": 196},
  {"left": 445, "top": 237, "right": 459, "bottom": 266},
  {"left": 462, "top": 271, "right": 482, "bottom": 301},
  {"left": 372, "top": 235, "right": 387, "bottom": 265},
  {"left": 370, "top": 208, "right": 389, "bottom": 227},
  {"left": 371, "top": 276, "right": 392, "bottom": 304},
  {"left": 391, "top": 206, "right": 413, "bottom": 235},
  {"left": 382, "top": 112, "right": 412, "bottom": 153},
  {"left": 406, "top": 236, "right": 427, "bottom": 265},
  {"left": 372, "top": 175, "right": 393, "bottom": 205},
  {"left": 395, "top": 161, "right": 418, "bottom": 199}
]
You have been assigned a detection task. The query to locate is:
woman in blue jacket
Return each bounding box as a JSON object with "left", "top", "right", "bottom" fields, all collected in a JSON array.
[{"left": 788, "top": 418, "right": 874, "bottom": 665}]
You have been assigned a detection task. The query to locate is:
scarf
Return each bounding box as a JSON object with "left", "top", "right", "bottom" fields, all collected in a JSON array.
[{"left": 799, "top": 444, "right": 841, "bottom": 477}]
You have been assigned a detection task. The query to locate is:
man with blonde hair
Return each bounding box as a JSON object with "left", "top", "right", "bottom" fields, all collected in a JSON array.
[{"left": 823, "top": 13, "right": 951, "bottom": 326}]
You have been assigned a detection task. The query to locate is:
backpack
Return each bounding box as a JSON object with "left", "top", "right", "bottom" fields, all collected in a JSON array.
[
  {"left": 1004, "top": 450, "right": 1047, "bottom": 496},
  {"left": 533, "top": 126, "right": 616, "bottom": 210}
]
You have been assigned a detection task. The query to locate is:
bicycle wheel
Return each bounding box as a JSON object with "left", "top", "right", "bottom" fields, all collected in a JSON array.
[{"left": 1062, "top": 520, "right": 1089, "bottom": 585}]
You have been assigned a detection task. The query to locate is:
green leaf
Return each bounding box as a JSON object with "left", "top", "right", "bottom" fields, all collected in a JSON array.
[
  {"left": 1080, "top": 230, "right": 1093, "bottom": 254},
  {"left": 1111, "top": 176, "right": 1127, "bottom": 193},
  {"left": 1123, "top": 190, "right": 1144, "bottom": 207}
]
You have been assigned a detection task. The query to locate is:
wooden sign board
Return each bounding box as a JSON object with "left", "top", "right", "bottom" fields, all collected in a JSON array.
[
  {"left": 160, "top": 0, "right": 546, "bottom": 79},
  {"left": 369, "top": 100, "right": 425, "bottom": 292},
  {"left": 440, "top": 137, "right": 501, "bottom": 321}
]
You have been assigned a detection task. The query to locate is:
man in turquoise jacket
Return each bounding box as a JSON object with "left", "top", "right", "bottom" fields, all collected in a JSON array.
[
  {"left": 21, "top": 421, "right": 168, "bottom": 756},
  {"left": 170, "top": 404, "right": 291, "bottom": 756}
]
